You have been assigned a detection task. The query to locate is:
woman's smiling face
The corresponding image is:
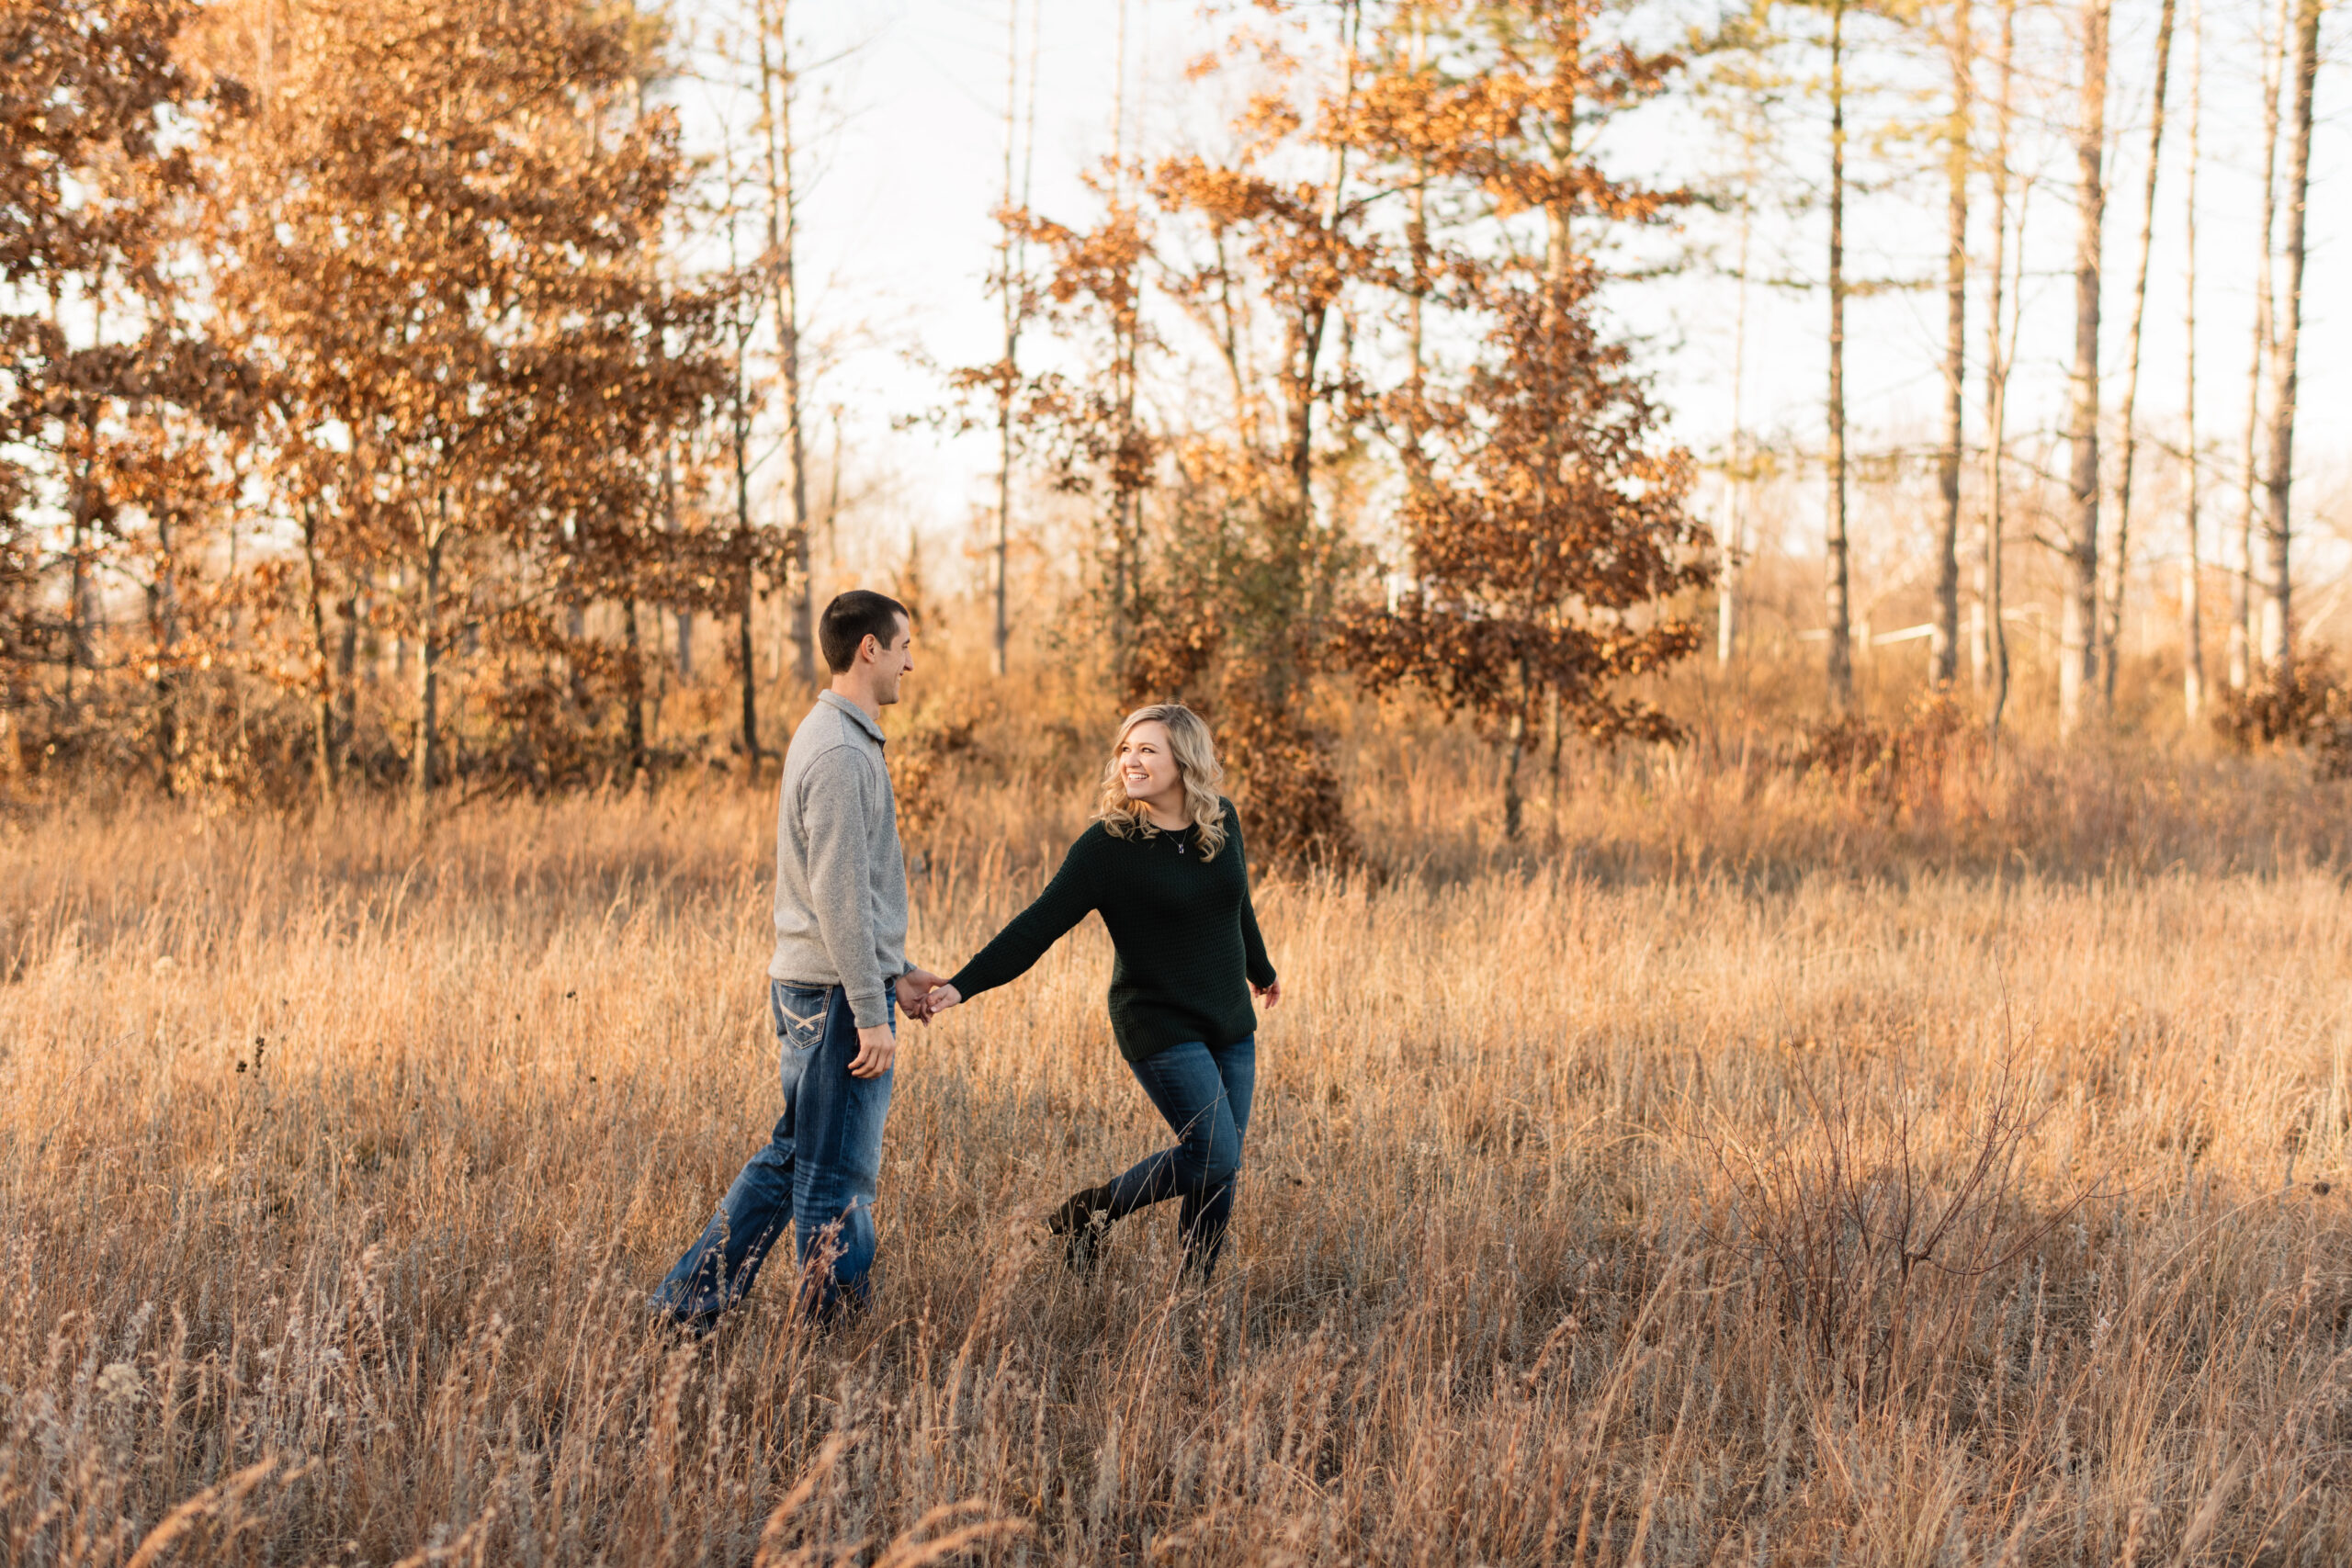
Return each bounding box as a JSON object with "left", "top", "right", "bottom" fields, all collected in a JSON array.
[{"left": 1116, "top": 720, "right": 1181, "bottom": 806}]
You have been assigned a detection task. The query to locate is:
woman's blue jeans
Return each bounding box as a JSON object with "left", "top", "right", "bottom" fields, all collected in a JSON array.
[
  {"left": 1100, "top": 1038, "right": 1255, "bottom": 1274},
  {"left": 650, "top": 981, "right": 894, "bottom": 1325}
]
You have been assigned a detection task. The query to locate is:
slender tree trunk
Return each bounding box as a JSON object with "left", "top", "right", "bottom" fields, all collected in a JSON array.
[
  {"left": 989, "top": 0, "right": 1028, "bottom": 678},
  {"left": 623, "top": 597, "right": 645, "bottom": 768},
  {"left": 1825, "top": 0, "right": 1854, "bottom": 712},
  {"left": 1547, "top": 687, "right": 1566, "bottom": 789},
  {"left": 1502, "top": 662, "right": 1531, "bottom": 841},
  {"left": 1406, "top": 170, "right": 1430, "bottom": 510},
  {"left": 335, "top": 594, "right": 357, "bottom": 767},
  {"left": 412, "top": 510, "right": 446, "bottom": 807},
  {"left": 146, "top": 481, "right": 181, "bottom": 789},
  {"left": 2181, "top": 0, "right": 2205, "bottom": 726},
  {"left": 2100, "top": 0, "right": 2177, "bottom": 708},
  {"left": 2233, "top": 0, "right": 2290, "bottom": 692},
  {"left": 1982, "top": 0, "right": 2019, "bottom": 733},
  {"left": 731, "top": 382, "right": 761, "bottom": 773},
  {"left": 1722, "top": 117, "right": 1754, "bottom": 668},
  {"left": 66, "top": 512, "right": 89, "bottom": 712},
  {"left": 1933, "top": 0, "right": 1973, "bottom": 687},
  {"left": 757, "top": 0, "right": 816, "bottom": 692},
  {"left": 61, "top": 291, "right": 93, "bottom": 715},
  {"left": 1107, "top": 0, "right": 1139, "bottom": 672},
  {"left": 659, "top": 445, "right": 692, "bottom": 682},
  {"left": 1295, "top": 0, "right": 1361, "bottom": 528},
  {"left": 299, "top": 506, "right": 335, "bottom": 808},
  {"left": 2058, "top": 0, "right": 2110, "bottom": 738},
  {"left": 2261, "top": 0, "right": 2320, "bottom": 680}
]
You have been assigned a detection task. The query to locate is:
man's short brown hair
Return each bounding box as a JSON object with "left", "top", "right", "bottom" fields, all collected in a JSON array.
[{"left": 819, "top": 591, "right": 910, "bottom": 673}]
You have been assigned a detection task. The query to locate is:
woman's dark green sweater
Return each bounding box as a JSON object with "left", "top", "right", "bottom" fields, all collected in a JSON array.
[{"left": 946, "top": 798, "right": 1276, "bottom": 1063}]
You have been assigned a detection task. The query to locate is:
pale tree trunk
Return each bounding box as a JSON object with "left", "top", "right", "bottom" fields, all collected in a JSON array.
[
  {"left": 660, "top": 446, "right": 692, "bottom": 681},
  {"left": 1406, "top": 169, "right": 1430, "bottom": 509},
  {"left": 990, "top": 0, "right": 1037, "bottom": 677},
  {"left": 2233, "top": 0, "right": 2290, "bottom": 693},
  {"left": 59, "top": 292, "right": 92, "bottom": 715},
  {"left": 1980, "top": 0, "right": 2020, "bottom": 731},
  {"left": 2181, "top": 0, "right": 2205, "bottom": 725},
  {"left": 1932, "top": 0, "right": 1972, "bottom": 687},
  {"left": 1825, "top": 0, "right": 1854, "bottom": 712},
  {"left": 2099, "top": 0, "right": 2176, "bottom": 709},
  {"left": 992, "top": 0, "right": 1017, "bottom": 677},
  {"left": 1106, "top": 0, "right": 1139, "bottom": 668},
  {"left": 757, "top": 0, "right": 816, "bottom": 692},
  {"left": 2260, "top": 0, "right": 2320, "bottom": 680},
  {"left": 731, "top": 376, "right": 760, "bottom": 772},
  {"left": 1404, "top": 16, "right": 1430, "bottom": 551},
  {"left": 1721, "top": 108, "right": 1755, "bottom": 668},
  {"left": 1296, "top": 0, "right": 1360, "bottom": 526},
  {"left": 2058, "top": 0, "right": 2110, "bottom": 739}
]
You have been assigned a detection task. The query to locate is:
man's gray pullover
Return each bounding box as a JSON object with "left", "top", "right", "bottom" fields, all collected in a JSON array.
[{"left": 768, "top": 691, "right": 909, "bottom": 1028}]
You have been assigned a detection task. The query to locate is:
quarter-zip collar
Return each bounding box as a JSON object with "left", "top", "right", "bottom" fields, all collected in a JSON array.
[{"left": 817, "top": 689, "right": 888, "bottom": 747}]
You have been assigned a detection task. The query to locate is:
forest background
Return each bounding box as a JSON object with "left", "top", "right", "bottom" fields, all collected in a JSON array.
[
  {"left": 9, "top": 0, "right": 2351, "bottom": 833},
  {"left": 12, "top": 2, "right": 2352, "bottom": 1565}
]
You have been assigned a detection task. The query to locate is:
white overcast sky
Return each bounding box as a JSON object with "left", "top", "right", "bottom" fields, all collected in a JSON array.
[{"left": 665, "top": 0, "right": 2352, "bottom": 588}]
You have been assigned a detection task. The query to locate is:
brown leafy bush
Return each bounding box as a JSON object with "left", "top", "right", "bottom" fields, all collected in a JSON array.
[
  {"left": 2213, "top": 651, "right": 2352, "bottom": 778},
  {"left": 1782, "top": 690, "right": 1984, "bottom": 817}
]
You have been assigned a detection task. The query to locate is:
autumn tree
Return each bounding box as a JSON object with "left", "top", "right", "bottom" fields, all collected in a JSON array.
[
  {"left": 2097, "top": 0, "right": 2175, "bottom": 707},
  {"left": 1339, "top": 269, "right": 1710, "bottom": 838},
  {"left": 990, "top": 2, "right": 1376, "bottom": 865},
  {"left": 1335, "top": 0, "right": 1708, "bottom": 838},
  {"left": 206, "top": 0, "right": 725, "bottom": 805},
  {"left": 0, "top": 0, "right": 230, "bottom": 756},
  {"left": 2057, "top": 0, "right": 2109, "bottom": 738},
  {"left": 2256, "top": 0, "right": 2319, "bottom": 682}
]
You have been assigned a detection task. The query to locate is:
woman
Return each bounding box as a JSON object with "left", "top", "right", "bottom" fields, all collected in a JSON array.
[{"left": 922, "top": 703, "right": 1279, "bottom": 1278}]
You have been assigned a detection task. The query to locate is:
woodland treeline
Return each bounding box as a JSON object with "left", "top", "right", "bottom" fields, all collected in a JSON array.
[{"left": 1, "top": 0, "right": 2338, "bottom": 852}]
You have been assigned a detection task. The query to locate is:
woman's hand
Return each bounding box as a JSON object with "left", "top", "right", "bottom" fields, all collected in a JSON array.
[
  {"left": 896, "top": 968, "right": 948, "bottom": 1023},
  {"left": 918, "top": 982, "right": 963, "bottom": 1020},
  {"left": 1252, "top": 978, "right": 1283, "bottom": 1010}
]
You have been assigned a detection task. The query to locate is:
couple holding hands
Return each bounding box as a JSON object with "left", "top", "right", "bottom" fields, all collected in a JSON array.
[{"left": 650, "top": 590, "right": 1280, "bottom": 1331}]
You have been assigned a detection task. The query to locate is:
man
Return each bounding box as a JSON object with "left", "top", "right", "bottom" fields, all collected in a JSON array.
[{"left": 650, "top": 590, "right": 944, "bottom": 1329}]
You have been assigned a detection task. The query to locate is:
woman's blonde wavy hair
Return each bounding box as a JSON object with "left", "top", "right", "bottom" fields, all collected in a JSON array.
[{"left": 1094, "top": 703, "right": 1229, "bottom": 860}]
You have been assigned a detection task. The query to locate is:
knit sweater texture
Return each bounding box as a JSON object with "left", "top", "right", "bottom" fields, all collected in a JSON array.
[{"left": 946, "top": 798, "right": 1276, "bottom": 1062}]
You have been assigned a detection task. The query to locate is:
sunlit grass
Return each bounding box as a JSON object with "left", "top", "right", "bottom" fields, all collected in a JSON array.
[{"left": 5, "top": 736, "right": 2351, "bottom": 1563}]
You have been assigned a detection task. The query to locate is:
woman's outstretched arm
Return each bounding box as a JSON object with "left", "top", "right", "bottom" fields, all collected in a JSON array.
[
  {"left": 939, "top": 833, "right": 1103, "bottom": 1006},
  {"left": 1231, "top": 806, "right": 1278, "bottom": 995}
]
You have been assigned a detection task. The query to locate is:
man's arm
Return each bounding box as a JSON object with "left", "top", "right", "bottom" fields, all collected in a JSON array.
[{"left": 798, "top": 747, "right": 892, "bottom": 1031}]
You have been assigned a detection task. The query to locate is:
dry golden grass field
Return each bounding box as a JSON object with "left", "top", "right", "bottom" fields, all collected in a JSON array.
[{"left": 8, "top": 710, "right": 2352, "bottom": 1566}]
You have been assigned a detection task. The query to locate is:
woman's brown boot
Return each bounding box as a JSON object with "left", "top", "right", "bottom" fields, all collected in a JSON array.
[{"left": 1047, "top": 1186, "right": 1114, "bottom": 1276}]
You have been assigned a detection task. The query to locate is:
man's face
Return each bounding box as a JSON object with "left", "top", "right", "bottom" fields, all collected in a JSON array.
[{"left": 870, "top": 615, "right": 915, "bottom": 705}]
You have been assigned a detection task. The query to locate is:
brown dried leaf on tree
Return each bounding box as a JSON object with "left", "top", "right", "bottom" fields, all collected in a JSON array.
[
  {"left": 1334, "top": 280, "right": 1713, "bottom": 831},
  {"left": 199, "top": 0, "right": 729, "bottom": 804},
  {"left": 1334, "top": 1, "right": 1710, "bottom": 840}
]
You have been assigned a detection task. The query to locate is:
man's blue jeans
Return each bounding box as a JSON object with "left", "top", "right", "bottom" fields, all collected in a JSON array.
[
  {"left": 651, "top": 981, "right": 894, "bottom": 1325},
  {"left": 1099, "top": 1038, "right": 1255, "bottom": 1274}
]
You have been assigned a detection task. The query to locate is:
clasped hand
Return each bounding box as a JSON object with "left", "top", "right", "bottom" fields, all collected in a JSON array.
[{"left": 894, "top": 969, "right": 962, "bottom": 1026}]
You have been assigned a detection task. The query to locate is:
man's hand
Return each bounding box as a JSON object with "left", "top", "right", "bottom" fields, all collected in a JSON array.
[
  {"left": 849, "top": 1023, "right": 896, "bottom": 1077},
  {"left": 1252, "top": 978, "right": 1283, "bottom": 1010},
  {"left": 896, "top": 967, "right": 948, "bottom": 1023}
]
